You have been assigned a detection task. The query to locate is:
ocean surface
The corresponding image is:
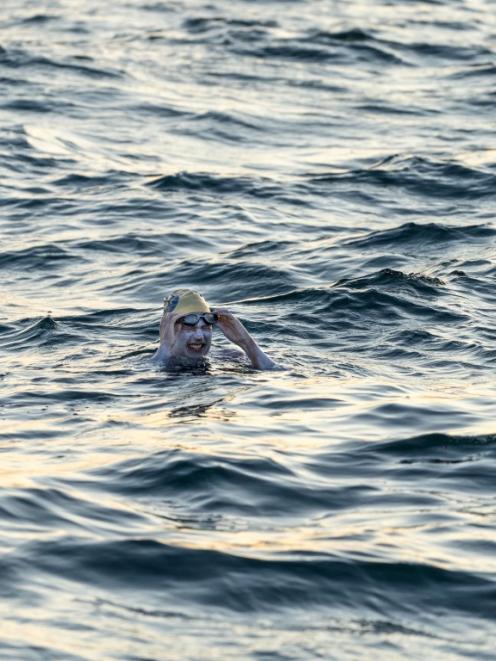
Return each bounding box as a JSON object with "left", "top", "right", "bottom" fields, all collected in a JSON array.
[{"left": 1, "top": 0, "right": 496, "bottom": 658}]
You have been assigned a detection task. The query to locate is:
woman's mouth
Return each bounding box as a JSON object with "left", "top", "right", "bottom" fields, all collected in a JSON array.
[{"left": 187, "top": 341, "right": 205, "bottom": 353}]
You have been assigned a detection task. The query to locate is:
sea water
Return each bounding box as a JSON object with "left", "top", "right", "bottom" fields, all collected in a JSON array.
[{"left": 1, "top": 0, "right": 496, "bottom": 658}]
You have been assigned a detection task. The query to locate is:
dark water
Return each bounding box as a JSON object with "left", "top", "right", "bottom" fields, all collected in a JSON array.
[{"left": 1, "top": 0, "right": 496, "bottom": 657}]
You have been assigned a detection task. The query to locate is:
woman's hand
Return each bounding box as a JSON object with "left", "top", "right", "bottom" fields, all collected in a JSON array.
[
  {"left": 159, "top": 311, "right": 182, "bottom": 354},
  {"left": 213, "top": 308, "right": 276, "bottom": 370},
  {"left": 212, "top": 308, "right": 253, "bottom": 349}
]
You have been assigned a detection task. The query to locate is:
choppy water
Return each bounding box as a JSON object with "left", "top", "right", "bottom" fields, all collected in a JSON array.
[{"left": 1, "top": 0, "right": 496, "bottom": 658}]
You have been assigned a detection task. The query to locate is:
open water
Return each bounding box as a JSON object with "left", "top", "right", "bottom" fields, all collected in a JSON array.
[{"left": 1, "top": 0, "right": 496, "bottom": 658}]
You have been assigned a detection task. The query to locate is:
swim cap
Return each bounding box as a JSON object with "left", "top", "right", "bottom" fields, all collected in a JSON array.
[{"left": 163, "top": 288, "right": 210, "bottom": 316}]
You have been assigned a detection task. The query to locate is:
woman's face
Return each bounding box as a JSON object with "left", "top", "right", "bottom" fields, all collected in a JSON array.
[{"left": 172, "top": 318, "right": 213, "bottom": 359}]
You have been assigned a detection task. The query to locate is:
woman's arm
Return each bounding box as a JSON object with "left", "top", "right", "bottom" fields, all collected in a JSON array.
[{"left": 213, "top": 308, "right": 277, "bottom": 370}]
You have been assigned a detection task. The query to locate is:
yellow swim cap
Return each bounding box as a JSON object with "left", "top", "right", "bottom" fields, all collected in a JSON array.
[{"left": 163, "top": 288, "right": 210, "bottom": 316}]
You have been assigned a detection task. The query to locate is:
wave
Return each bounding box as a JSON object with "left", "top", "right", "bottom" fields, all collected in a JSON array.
[
  {"left": 346, "top": 222, "right": 496, "bottom": 250},
  {"left": 0, "top": 316, "right": 57, "bottom": 350},
  {"left": 86, "top": 449, "right": 354, "bottom": 515},
  {"left": 0, "top": 45, "right": 122, "bottom": 79},
  {"left": 310, "top": 155, "right": 496, "bottom": 200},
  {"left": 51, "top": 172, "right": 127, "bottom": 189},
  {"left": 0, "top": 308, "right": 154, "bottom": 354},
  {"left": 0, "top": 244, "right": 79, "bottom": 270},
  {"left": 334, "top": 268, "right": 445, "bottom": 295},
  {"left": 233, "top": 273, "right": 465, "bottom": 324},
  {"left": 233, "top": 41, "right": 405, "bottom": 66},
  {"left": 448, "top": 62, "right": 496, "bottom": 80},
  {"left": 405, "top": 41, "right": 492, "bottom": 62},
  {"left": 183, "top": 16, "right": 278, "bottom": 34},
  {"left": 17, "top": 13, "right": 58, "bottom": 25},
  {"left": 223, "top": 239, "right": 293, "bottom": 259},
  {"left": 309, "top": 28, "right": 373, "bottom": 44},
  {"left": 373, "top": 431, "right": 496, "bottom": 458},
  {"left": 1, "top": 98, "right": 62, "bottom": 113},
  {"left": 190, "top": 109, "right": 266, "bottom": 133},
  {"left": 16, "top": 536, "right": 496, "bottom": 617},
  {"left": 214, "top": 26, "right": 410, "bottom": 65},
  {"left": 166, "top": 258, "right": 297, "bottom": 300},
  {"left": 137, "top": 14, "right": 491, "bottom": 72},
  {"left": 76, "top": 231, "right": 214, "bottom": 255},
  {"left": 386, "top": 327, "right": 494, "bottom": 363},
  {"left": 148, "top": 171, "right": 290, "bottom": 200},
  {"left": 170, "top": 110, "right": 269, "bottom": 146},
  {"left": 0, "top": 486, "right": 145, "bottom": 534},
  {"left": 363, "top": 431, "right": 496, "bottom": 492}
]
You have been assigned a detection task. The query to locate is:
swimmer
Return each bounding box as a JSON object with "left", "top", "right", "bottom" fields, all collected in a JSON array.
[{"left": 154, "top": 288, "right": 276, "bottom": 370}]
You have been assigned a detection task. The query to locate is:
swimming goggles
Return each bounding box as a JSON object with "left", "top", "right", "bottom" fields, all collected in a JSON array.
[{"left": 179, "top": 312, "right": 218, "bottom": 326}]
